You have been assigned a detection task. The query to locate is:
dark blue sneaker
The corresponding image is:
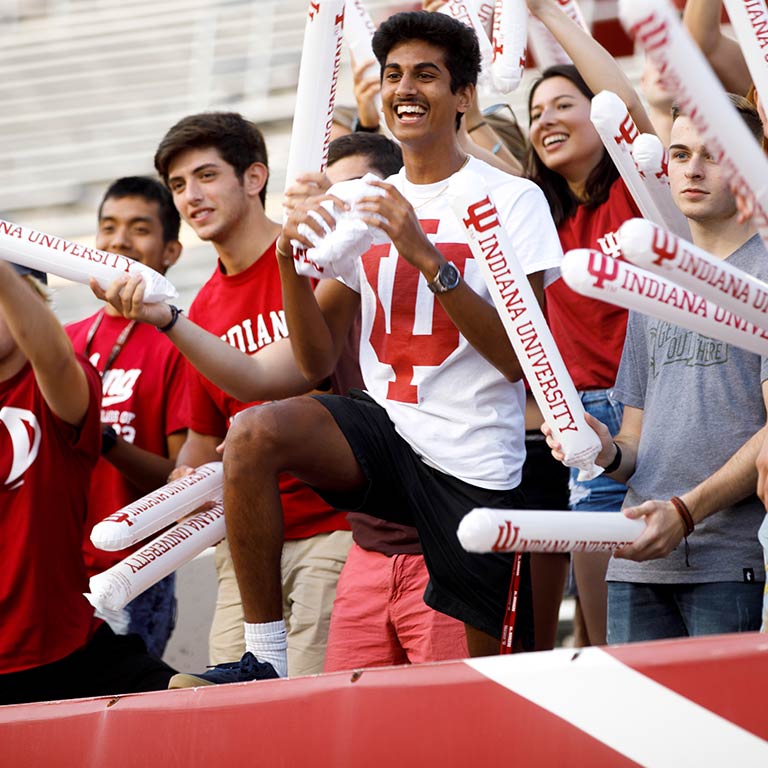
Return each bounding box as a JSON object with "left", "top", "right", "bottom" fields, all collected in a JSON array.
[{"left": 168, "top": 652, "right": 280, "bottom": 689}]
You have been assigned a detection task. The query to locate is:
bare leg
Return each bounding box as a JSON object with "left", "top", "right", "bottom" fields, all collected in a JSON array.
[
  {"left": 572, "top": 551, "right": 610, "bottom": 646},
  {"left": 464, "top": 624, "right": 499, "bottom": 657},
  {"left": 530, "top": 553, "right": 569, "bottom": 651},
  {"left": 572, "top": 598, "right": 589, "bottom": 647},
  {"left": 223, "top": 396, "right": 365, "bottom": 624}
]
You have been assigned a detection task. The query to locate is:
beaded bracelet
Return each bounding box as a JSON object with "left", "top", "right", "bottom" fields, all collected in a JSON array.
[{"left": 670, "top": 495, "right": 694, "bottom": 567}]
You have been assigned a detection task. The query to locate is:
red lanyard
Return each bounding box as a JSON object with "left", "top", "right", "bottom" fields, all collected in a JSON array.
[
  {"left": 84, "top": 310, "right": 137, "bottom": 377},
  {"left": 500, "top": 552, "right": 522, "bottom": 654}
]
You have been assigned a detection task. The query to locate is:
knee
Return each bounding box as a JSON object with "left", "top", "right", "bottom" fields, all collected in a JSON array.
[{"left": 223, "top": 404, "right": 286, "bottom": 474}]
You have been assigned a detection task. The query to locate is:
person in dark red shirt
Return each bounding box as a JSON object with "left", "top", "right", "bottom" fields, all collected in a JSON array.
[
  {"left": 0, "top": 263, "right": 174, "bottom": 705},
  {"left": 151, "top": 113, "right": 352, "bottom": 676},
  {"left": 67, "top": 177, "right": 188, "bottom": 658}
]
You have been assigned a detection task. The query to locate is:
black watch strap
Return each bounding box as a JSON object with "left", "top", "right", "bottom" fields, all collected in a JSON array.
[
  {"left": 352, "top": 116, "right": 379, "bottom": 133},
  {"left": 101, "top": 425, "right": 118, "bottom": 456}
]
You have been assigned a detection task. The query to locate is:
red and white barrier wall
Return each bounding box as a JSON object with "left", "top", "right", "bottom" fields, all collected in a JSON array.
[{"left": 1, "top": 632, "right": 766, "bottom": 767}]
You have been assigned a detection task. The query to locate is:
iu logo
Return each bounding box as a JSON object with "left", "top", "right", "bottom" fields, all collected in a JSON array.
[
  {"left": 0, "top": 407, "right": 41, "bottom": 489},
  {"left": 108, "top": 511, "right": 134, "bottom": 528},
  {"left": 587, "top": 251, "right": 620, "bottom": 289},
  {"left": 596, "top": 230, "right": 622, "bottom": 259},
  {"left": 614, "top": 113, "right": 638, "bottom": 147},
  {"left": 463, "top": 196, "right": 500, "bottom": 234},
  {"left": 308, "top": 1, "right": 320, "bottom": 20},
  {"left": 651, "top": 228, "right": 678, "bottom": 266},
  {"left": 362, "top": 219, "right": 470, "bottom": 403},
  {"left": 492, "top": 521, "right": 520, "bottom": 552}
]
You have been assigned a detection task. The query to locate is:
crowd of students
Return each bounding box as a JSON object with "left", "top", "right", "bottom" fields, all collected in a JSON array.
[{"left": 1, "top": 0, "right": 766, "bottom": 705}]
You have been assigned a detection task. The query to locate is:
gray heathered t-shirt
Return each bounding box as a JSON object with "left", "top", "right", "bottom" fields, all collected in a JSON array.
[{"left": 608, "top": 234, "right": 768, "bottom": 584}]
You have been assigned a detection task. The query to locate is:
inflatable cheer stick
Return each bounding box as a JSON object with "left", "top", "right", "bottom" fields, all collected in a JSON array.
[
  {"left": 91, "top": 462, "right": 223, "bottom": 551},
  {"left": 458, "top": 508, "right": 644, "bottom": 553},
  {"left": 0, "top": 219, "right": 176, "bottom": 302}
]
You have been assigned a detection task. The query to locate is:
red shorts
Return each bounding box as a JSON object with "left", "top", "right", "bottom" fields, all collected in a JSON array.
[{"left": 323, "top": 543, "right": 468, "bottom": 672}]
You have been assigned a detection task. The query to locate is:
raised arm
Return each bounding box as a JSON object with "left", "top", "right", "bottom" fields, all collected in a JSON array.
[
  {"left": 683, "top": 0, "right": 752, "bottom": 95},
  {"left": 527, "top": 0, "right": 655, "bottom": 135},
  {"left": 0, "top": 264, "right": 89, "bottom": 426},
  {"left": 354, "top": 181, "right": 542, "bottom": 382},
  {"left": 94, "top": 277, "right": 319, "bottom": 402},
  {"left": 276, "top": 237, "right": 361, "bottom": 383}
]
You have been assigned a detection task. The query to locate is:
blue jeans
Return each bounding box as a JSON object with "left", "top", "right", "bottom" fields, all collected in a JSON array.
[
  {"left": 569, "top": 389, "right": 627, "bottom": 513},
  {"left": 126, "top": 573, "right": 177, "bottom": 658},
  {"left": 607, "top": 581, "right": 764, "bottom": 643}
]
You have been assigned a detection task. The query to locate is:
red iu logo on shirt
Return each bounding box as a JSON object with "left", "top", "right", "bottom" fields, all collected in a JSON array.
[
  {"left": 361, "top": 219, "right": 470, "bottom": 404},
  {"left": 0, "top": 406, "right": 41, "bottom": 489}
]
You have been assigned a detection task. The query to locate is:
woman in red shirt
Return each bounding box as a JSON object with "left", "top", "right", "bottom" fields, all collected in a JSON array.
[{"left": 526, "top": 0, "right": 656, "bottom": 645}]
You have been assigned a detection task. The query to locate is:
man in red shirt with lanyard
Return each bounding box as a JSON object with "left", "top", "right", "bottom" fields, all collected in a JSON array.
[
  {"left": 152, "top": 113, "right": 352, "bottom": 676},
  {"left": 0, "top": 263, "right": 175, "bottom": 705},
  {"left": 67, "top": 177, "right": 188, "bottom": 658}
]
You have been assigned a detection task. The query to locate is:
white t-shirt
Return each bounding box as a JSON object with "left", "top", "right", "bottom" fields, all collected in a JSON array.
[{"left": 337, "top": 157, "right": 563, "bottom": 489}]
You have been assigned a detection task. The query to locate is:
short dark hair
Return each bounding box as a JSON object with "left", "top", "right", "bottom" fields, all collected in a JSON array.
[
  {"left": 372, "top": 11, "right": 480, "bottom": 130},
  {"left": 154, "top": 112, "right": 269, "bottom": 206},
  {"left": 672, "top": 93, "right": 763, "bottom": 144},
  {"left": 328, "top": 133, "right": 404, "bottom": 178},
  {"left": 525, "top": 64, "right": 618, "bottom": 227},
  {"left": 98, "top": 176, "right": 181, "bottom": 243}
]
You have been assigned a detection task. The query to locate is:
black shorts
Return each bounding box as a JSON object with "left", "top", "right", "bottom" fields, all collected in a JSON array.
[
  {"left": 312, "top": 390, "right": 533, "bottom": 644},
  {"left": 0, "top": 623, "right": 176, "bottom": 706}
]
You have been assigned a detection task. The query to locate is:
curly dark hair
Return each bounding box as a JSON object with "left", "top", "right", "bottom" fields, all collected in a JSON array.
[{"left": 372, "top": 11, "right": 480, "bottom": 131}]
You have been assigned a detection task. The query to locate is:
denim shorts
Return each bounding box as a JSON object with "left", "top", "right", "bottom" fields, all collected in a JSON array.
[
  {"left": 569, "top": 389, "right": 627, "bottom": 513},
  {"left": 607, "top": 581, "right": 764, "bottom": 643}
]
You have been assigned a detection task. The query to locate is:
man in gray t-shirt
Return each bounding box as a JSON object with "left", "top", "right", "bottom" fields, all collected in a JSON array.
[{"left": 548, "top": 103, "right": 767, "bottom": 643}]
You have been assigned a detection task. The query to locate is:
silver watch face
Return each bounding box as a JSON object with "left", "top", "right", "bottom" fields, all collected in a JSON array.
[{"left": 439, "top": 261, "right": 460, "bottom": 290}]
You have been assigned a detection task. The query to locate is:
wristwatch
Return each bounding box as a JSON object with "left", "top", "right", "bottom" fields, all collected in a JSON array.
[
  {"left": 101, "top": 425, "right": 118, "bottom": 456},
  {"left": 352, "top": 116, "right": 379, "bottom": 133},
  {"left": 427, "top": 261, "right": 461, "bottom": 294}
]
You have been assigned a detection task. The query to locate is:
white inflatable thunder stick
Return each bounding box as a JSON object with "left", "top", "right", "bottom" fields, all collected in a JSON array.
[
  {"left": 86, "top": 503, "right": 226, "bottom": 612},
  {"left": 527, "top": 0, "right": 590, "bottom": 69},
  {"left": 590, "top": 91, "right": 689, "bottom": 239},
  {"left": 283, "top": 0, "right": 345, "bottom": 195},
  {"left": 619, "top": 0, "right": 768, "bottom": 246},
  {"left": 723, "top": 0, "right": 768, "bottom": 114},
  {"left": 618, "top": 218, "right": 768, "bottom": 328},
  {"left": 440, "top": 0, "right": 495, "bottom": 82},
  {"left": 562, "top": 249, "right": 768, "bottom": 356},
  {"left": 0, "top": 219, "right": 177, "bottom": 302},
  {"left": 450, "top": 173, "right": 602, "bottom": 478},
  {"left": 344, "top": 0, "right": 381, "bottom": 112},
  {"left": 491, "top": 0, "right": 528, "bottom": 93},
  {"left": 630, "top": 133, "right": 691, "bottom": 240},
  {"left": 91, "top": 462, "right": 223, "bottom": 552},
  {"left": 458, "top": 509, "right": 645, "bottom": 553}
]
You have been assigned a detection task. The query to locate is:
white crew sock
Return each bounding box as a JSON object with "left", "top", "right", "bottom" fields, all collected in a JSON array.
[{"left": 244, "top": 620, "right": 288, "bottom": 678}]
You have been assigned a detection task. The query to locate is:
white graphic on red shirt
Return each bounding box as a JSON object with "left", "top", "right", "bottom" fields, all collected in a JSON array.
[
  {"left": 101, "top": 368, "right": 142, "bottom": 408},
  {"left": 220, "top": 311, "right": 288, "bottom": 353},
  {"left": 0, "top": 406, "right": 41, "bottom": 489},
  {"left": 361, "top": 218, "right": 470, "bottom": 403}
]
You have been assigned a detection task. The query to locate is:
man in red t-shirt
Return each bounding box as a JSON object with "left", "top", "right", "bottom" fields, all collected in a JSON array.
[
  {"left": 0, "top": 263, "right": 174, "bottom": 705},
  {"left": 67, "top": 177, "right": 188, "bottom": 658},
  {"left": 151, "top": 112, "right": 352, "bottom": 675}
]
